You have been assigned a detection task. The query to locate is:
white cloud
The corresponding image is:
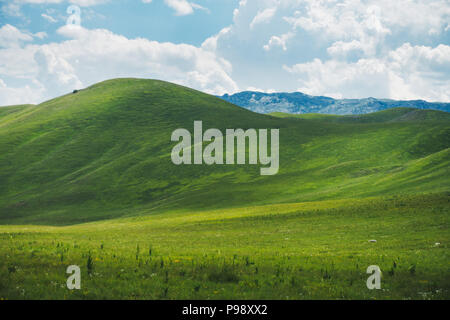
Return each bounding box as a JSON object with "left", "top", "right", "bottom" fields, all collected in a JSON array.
[
  {"left": 163, "top": 0, "right": 193, "bottom": 16},
  {"left": 34, "top": 31, "right": 48, "bottom": 39},
  {"left": 284, "top": 43, "right": 450, "bottom": 101},
  {"left": 33, "top": 31, "right": 48, "bottom": 40},
  {"left": 1, "top": 2, "right": 22, "bottom": 17},
  {"left": 141, "top": 0, "right": 209, "bottom": 16},
  {"left": 327, "top": 40, "right": 366, "bottom": 59},
  {"left": 250, "top": 7, "right": 276, "bottom": 29},
  {"left": 144, "top": 0, "right": 208, "bottom": 15},
  {"left": 41, "top": 13, "right": 58, "bottom": 23},
  {"left": 0, "top": 80, "right": 44, "bottom": 106},
  {"left": 263, "top": 32, "right": 294, "bottom": 51},
  {"left": 2, "top": 0, "right": 449, "bottom": 104},
  {"left": 284, "top": 58, "right": 391, "bottom": 99},
  {"left": 0, "top": 24, "right": 238, "bottom": 105},
  {"left": 245, "top": 86, "right": 276, "bottom": 93},
  {"left": 190, "top": 3, "right": 209, "bottom": 14},
  {"left": 0, "top": 24, "right": 33, "bottom": 48},
  {"left": 34, "top": 44, "right": 83, "bottom": 95},
  {"left": 203, "top": 0, "right": 450, "bottom": 100},
  {"left": 202, "top": 27, "right": 231, "bottom": 52}
]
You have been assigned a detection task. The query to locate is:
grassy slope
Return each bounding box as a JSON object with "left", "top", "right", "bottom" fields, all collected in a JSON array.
[
  {"left": 0, "top": 79, "right": 449, "bottom": 225},
  {"left": 0, "top": 194, "right": 448, "bottom": 299},
  {"left": 0, "top": 104, "right": 34, "bottom": 117},
  {"left": 0, "top": 79, "right": 449, "bottom": 299}
]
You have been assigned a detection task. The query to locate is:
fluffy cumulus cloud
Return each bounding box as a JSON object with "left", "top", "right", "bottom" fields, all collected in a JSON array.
[
  {"left": 0, "top": 25, "right": 238, "bottom": 105},
  {"left": 0, "top": 78, "right": 45, "bottom": 106},
  {"left": 141, "top": 0, "right": 207, "bottom": 16},
  {"left": 163, "top": 0, "right": 194, "bottom": 16},
  {"left": 250, "top": 7, "right": 277, "bottom": 29},
  {"left": 0, "top": 24, "right": 33, "bottom": 48},
  {"left": 284, "top": 43, "right": 450, "bottom": 101},
  {"left": 204, "top": 0, "right": 450, "bottom": 101},
  {"left": 263, "top": 32, "right": 294, "bottom": 51},
  {"left": 1, "top": 0, "right": 449, "bottom": 105}
]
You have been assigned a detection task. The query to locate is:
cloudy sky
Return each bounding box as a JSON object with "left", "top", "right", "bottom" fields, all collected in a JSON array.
[{"left": 0, "top": 0, "right": 449, "bottom": 105}]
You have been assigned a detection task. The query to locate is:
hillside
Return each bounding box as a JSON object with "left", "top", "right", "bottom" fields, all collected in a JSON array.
[
  {"left": 270, "top": 108, "right": 450, "bottom": 123},
  {"left": 2, "top": 193, "right": 449, "bottom": 299},
  {"left": 0, "top": 78, "right": 449, "bottom": 225},
  {"left": 0, "top": 104, "right": 34, "bottom": 117},
  {"left": 220, "top": 91, "right": 450, "bottom": 115}
]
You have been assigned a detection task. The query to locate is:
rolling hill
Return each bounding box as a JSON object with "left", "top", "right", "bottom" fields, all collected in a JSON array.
[
  {"left": 0, "top": 78, "right": 449, "bottom": 300},
  {"left": 220, "top": 91, "right": 450, "bottom": 115},
  {"left": 0, "top": 78, "right": 449, "bottom": 225}
]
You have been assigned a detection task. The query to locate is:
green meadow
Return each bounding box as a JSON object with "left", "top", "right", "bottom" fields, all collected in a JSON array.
[{"left": 0, "top": 79, "right": 449, "bottom": 299}]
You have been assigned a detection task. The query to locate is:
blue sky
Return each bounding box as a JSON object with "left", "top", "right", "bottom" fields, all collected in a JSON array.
[
  {"left": 0, "top": 0, "right": 449, "bottom": 105},
  {"left": 2, "top": 0, "right": 240, "bottom": 46}
]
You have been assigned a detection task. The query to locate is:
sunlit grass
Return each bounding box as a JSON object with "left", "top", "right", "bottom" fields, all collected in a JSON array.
[{"left": 1, "top": 194, "right": 448, "bottom": 300}]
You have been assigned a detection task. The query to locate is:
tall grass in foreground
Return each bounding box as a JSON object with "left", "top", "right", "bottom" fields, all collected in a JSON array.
[{"left": 0, "top": 194, "right": 448, "bottom": 300}]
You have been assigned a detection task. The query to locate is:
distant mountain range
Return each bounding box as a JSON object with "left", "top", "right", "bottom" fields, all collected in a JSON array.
[{"left": 219, "top": 91, "right": 450, "bottom": 115}]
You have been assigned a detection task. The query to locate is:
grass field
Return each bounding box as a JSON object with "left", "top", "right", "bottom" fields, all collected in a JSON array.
[
  {"left": 0, "top": 79, "right": 448, "bottom": 299},
  {"left": 1, "top": 194, "right": 448, "bottom": 299}
]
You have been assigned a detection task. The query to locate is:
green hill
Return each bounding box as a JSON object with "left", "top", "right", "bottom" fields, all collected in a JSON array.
[
  {"left": 0, "top": 78, "right": 449, "bottom": 300},
  {"left": 0, "top": 78, "right": 449, "bottom": 225},
  {"left": 0, "top": 104, "right": 34, "bottom": 118}
]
